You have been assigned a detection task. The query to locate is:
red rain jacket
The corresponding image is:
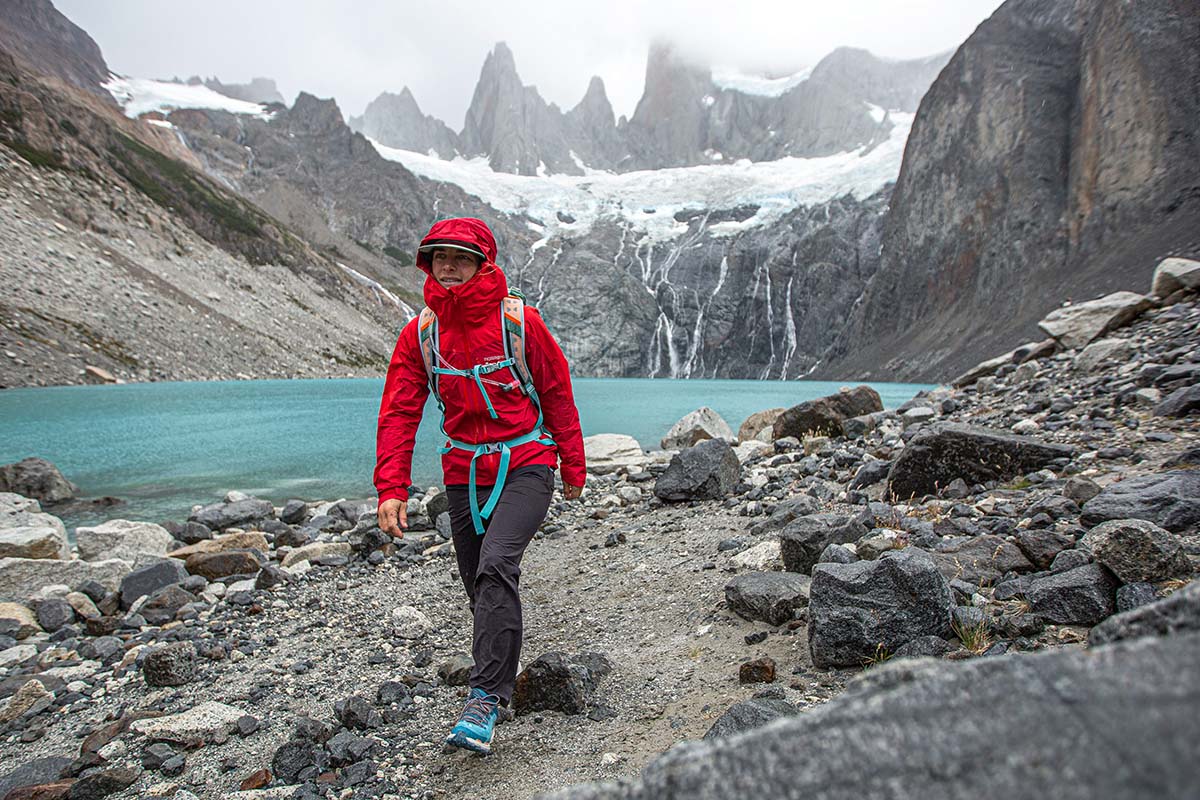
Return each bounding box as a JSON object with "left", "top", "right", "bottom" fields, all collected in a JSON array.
[{"left": 374, "top": 217, "right": 586, "bottom": 504}]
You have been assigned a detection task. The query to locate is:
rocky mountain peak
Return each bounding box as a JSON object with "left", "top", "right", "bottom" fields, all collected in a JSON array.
[
  {"left": 0, "top": 0, "right": 111, "bottom": 99},
  {"left": 202, "top": 76, "right": 285, "bottom": 105},
  {"left": 287, "top": 92, "right": 348, "bottom": 137},
  {"left": 808, "top": 46, "right": 949, "bottom": 113},
  {"left": 350, "top": 86, "right": 460, "bottom": 159}
]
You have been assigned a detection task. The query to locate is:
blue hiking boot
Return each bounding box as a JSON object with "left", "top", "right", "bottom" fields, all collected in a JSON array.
[{"left": 445, "top": 687, "right": 500, "bottom": 754}]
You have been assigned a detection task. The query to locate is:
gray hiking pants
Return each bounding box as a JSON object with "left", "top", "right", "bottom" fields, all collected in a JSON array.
[{"left": 447, "top": 464, "right": 554, "bottom": 705}]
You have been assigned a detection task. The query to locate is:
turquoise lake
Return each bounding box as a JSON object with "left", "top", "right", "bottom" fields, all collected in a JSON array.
[{"left": 0, "top": 378, "right": 930, "bottom": 528}]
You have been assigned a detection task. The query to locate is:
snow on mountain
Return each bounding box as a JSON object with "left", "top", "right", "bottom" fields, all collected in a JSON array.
[
  {"left": 370, "top": 112, "right": 912, "bottom": 243},
  {"left": 710, "top": 66, "right": 814, "bottom": 97},
  {"left": 104, "top": 75, "right": 274, "bottom": 120}
]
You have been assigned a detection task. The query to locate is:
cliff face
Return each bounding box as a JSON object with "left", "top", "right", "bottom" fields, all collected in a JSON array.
[
  {"left": 0, "top": 0, "right": 110, "bottom": 99},
  {"left": 821, "top": 0, "right": 1200, "bottom": 381}
]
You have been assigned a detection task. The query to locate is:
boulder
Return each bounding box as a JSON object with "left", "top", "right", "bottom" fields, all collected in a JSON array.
[
  {"left": 887, "top": 424, "right": 1073, "bottom": 501},
  {"left": 280, "top": 541, "right": 353, "bottom": 568},
  {"left": 512, "top": 652, "right": 611, "bottom": 715},
  {"left": 167, "top": 531, "right": 269, "bottom": 559},
  {"left": 0, "top": 458, "right": 75, "bottom": 504},
  {"left": 142, "top": 641, "right": 197, "bottom": 687},
  {"left": 1037, "top": 291, "right": 1155, "bottom": 349},
  {"left": 130, "top": 701, "right": 245, "bottom": 744},
  {"left": 1089, "top": 582, "right": 1200, "bottom": 646},
  {"left": 34, "top": 598, "right": 74, "bottom": 632},
  {"left": 582, "top": 434, "right": 647, "bottom": 475},
  {"left": 184, "top": 550, "right": 262, "bottom": 580},
  {"left": 1027, "top": 564, "right": 1119, "bottom": 626},
  {"left": 732, "top": 440, "right": 773, "bottom": 463},
  {"left": 772, "top": 386, "right": 883, "bottom": 440},
  {"left": 952, "top": 352, "right": 1014, "bottom": 388},
  {"left": 778, "top": 514, "right": 868, "bottom": 575},
  {"left": 188, "top": 498, "right": 274, "bottom": 531},
  {"left": 737, "top": 408, "right": 785, "bottom": 442},
  {"left": 0, "top": 602, "right": 41, "bottom": 638},
  {"left": 0, "top": 557, "right": 130, "bottom": 603},
  {"left": 390, "top": 605, "right": 432, "bottom": 639},
  {"left": 1154, "top": 384, "right": 1200, "bottom": 418},
  {"left": 0, "top": 521, "right": 70, "bottom": 560},
  {"left": 703, "top": 697, "right": 796, "bottom": 740},
  {"left": 808, "top": 549, "right": 953, "bottom": 668},
  {"left": 930, "top": 535, "right": 1035, "bottom": 584},
  {"left": 660, "top": 408, "right": 735, "bottom": 451},
  {"left": 119, "top": 559, "right": 188, "bottom": 608},
  {"left": 1150, "top": 257, "right": 1200, "bottom": 298},
  {"left": 848, "top": 460, "right": 891, "bottom": 489},
  {"left": 653, "top": 439, "right": 741, "bottom": 502},
  {"left": 76, "top": 519, "right": 174, "bottom": 563},
  {"left": 0, "top": 678, "right": 52, "bottom": 723},
  {"left": 725, "top": 572, "right": 810, "bottom": 625},
  {"left": 1080, "top": 470, "right": 1200, "bottom": 532},
  {"left": 139, "top": 585, "right": 197, "bottom": 626},
  {"left": 1073, "top": 338, "right": 1132, "bottom": 373},
  {"left": 0, "top": 756, "right": 74, "bottom": 800},
  {"left": 730, "top": 540, "right": 781, "bottom": 571},
  {"left": 1080, "top": 519, "right": 1190, "bottom": 583},
  {"left": 543, "top": 634, "right": 1200, "bottom": 800},
  {"left": 748, "top": 496, "right": 822, "bottom": 536},
  {"left": 1015, "top": 529, "right": 1076, "bottom": 571},
  {"left": 280, "top": 500, "right": 308, "bottom": 525}
]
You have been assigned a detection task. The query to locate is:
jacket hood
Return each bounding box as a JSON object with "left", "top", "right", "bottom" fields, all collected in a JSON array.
[
  {"left": 415, "top": 217, "right": 498, "bottom": 273},
  {"left": 418, "top": 217, "right": 508, "bottom": 321}
]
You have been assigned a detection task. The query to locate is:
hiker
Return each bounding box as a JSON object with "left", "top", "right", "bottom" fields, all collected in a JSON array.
[{"left": 374, "top": 217, "right": 586, "bottom": 754}]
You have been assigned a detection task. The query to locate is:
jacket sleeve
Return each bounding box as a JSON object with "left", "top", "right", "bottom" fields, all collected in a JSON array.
[
  {"left": 524, "top": 308, "right": 587, "bottom": 486},
  {"left": 374, "top": 319, "right": 430, "bottom": 504}
]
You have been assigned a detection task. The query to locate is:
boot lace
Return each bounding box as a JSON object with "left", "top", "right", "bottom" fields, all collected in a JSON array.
[{"left": 459, "top": 693, "right": 499, "bottom": 727}]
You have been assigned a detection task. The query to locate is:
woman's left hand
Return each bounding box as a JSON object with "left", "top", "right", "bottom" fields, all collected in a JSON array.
[{"left": 563, "top": 482, "right": 584, "bottom": 500}]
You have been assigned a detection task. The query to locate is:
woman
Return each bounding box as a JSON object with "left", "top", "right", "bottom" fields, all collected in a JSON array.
[{"left": 374, "top": 217, "right": 586, "bottom": 754}]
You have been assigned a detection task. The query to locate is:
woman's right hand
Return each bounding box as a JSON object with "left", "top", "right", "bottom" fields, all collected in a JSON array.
[{"left": 378, "top": 498, "right": 407, "bottom": 538}]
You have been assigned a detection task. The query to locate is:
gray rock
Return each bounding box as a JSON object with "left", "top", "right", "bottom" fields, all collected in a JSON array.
[
  {"left": 188, "top": 498, "right": 274, "bottom": 531},
  {"left": 0, "top": 512, "right": 70, "bottom": 560},
  {"left": 1090, "top": 582, "right": 1200, "bottom": 646},
  {"left": 512, "top": 652, "right": 592, "bottom": 715},
  {"left": 184, "top": 549, "right": 262, "bottom": 580},
  {"left": 1154, "top": 384, "right": 1200, "bottom": 417},
  {"left": 1027, "top": 563, "right": 1118, "bottom": 626},
  {"left": 272, "top": 739, "right": 328, "bottom": 785},
  {"left": 737, "top": 409, "right": 786, "bottom": 442},
  {"left": 0, "top": 755, "right": 73, "bottom": 799},
  {"left": 75, "top": 519, "right": 174, "bottom": 563},
  {"left": 653, "top": 439, "right": 741, "bottom": 502},
  {"left": 892, "top": 635, "right": 953, "bottom": 660},
  {"left": 773, "top": 386, "right": 883, "bottom": 440},
  {"left": 1115, "top": 582, "right": 1158, "bottom": 614},
  {"left": 33, "top": 597, "right": 74, "bottom": 632},
  {"left": 1049, "top": 548, "right": 1092, "bottom": 572},
  {"left": 326, "top": 730, "right": 375, "bottom": 766},
  {"left": 724, "top": 572, "right": 811, "bottom": 626},
  {"left": 887, "top": 424, "right": 1073, "bottom": 501},
  {"left": 848, "top": 460, "right": 891, "bottom": 489},
  {"left": 660, "top": 407, "right": 735, "bottom": 450},
  {"left": 1062, "top": 476, "right": 1102, "bottom": 504},
  {"left": 139, "top": 585, "right": 196, "bottom": 625},
  {"left": 142, "top": 641, "right": 197, "bottom": 687},
  {"left": 1080, "top": 519, "right": 1190, "bottom": 583},
  {"left": 1015, "top": 529, "right": 1076, "bottom": 571},
  {"left": 280, "top": 500, "right": 307, "bottom": 525},
  {"left": 437, "top": 654, "right": 474, "bottom": 687},
  {"left": 334, "top": 695, "right": 381, "bottom": 730},
  {"left": 67, "top": 767, "right": 139, "bottom": 799},
  {"left": 808, "top": 549, "right": 953, "bottom": 668},
  {"left": 703, "top": 697, "right": 796, "bottom": 740},
  {"left": 119, "top": 559, "right": 188, "bottom": 609},
  {"left": 817, "top": 543, "right": 858, "bottom": 565},
  {"left": 1150, "top": 257, "right": 1200, "bottom": 298},
  {"left": 747, "top": 495, "right": 822, "bottom": 536},
  {"left": 1037, "top": 291, "right": 1154, "bottom": 350},
  {"left": 0, "top": 458, "right": 75, "bottom": 504},
  {"left": 1080, "top": 470, "right": 1200, "bottom": 532},
  {"left": 542, "top": 634, "right": 1200, "bottom": 800},
  {"left": 931, "top": 535, "right": 1035, "bottom": 584},
  {"left": 778, "top": 514, "right": 868, "bottom": 575}
]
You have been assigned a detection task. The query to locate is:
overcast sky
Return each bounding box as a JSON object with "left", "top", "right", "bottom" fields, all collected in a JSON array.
[{"left": 57, "top": 0, "right": 1005, "bottom": 128}]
